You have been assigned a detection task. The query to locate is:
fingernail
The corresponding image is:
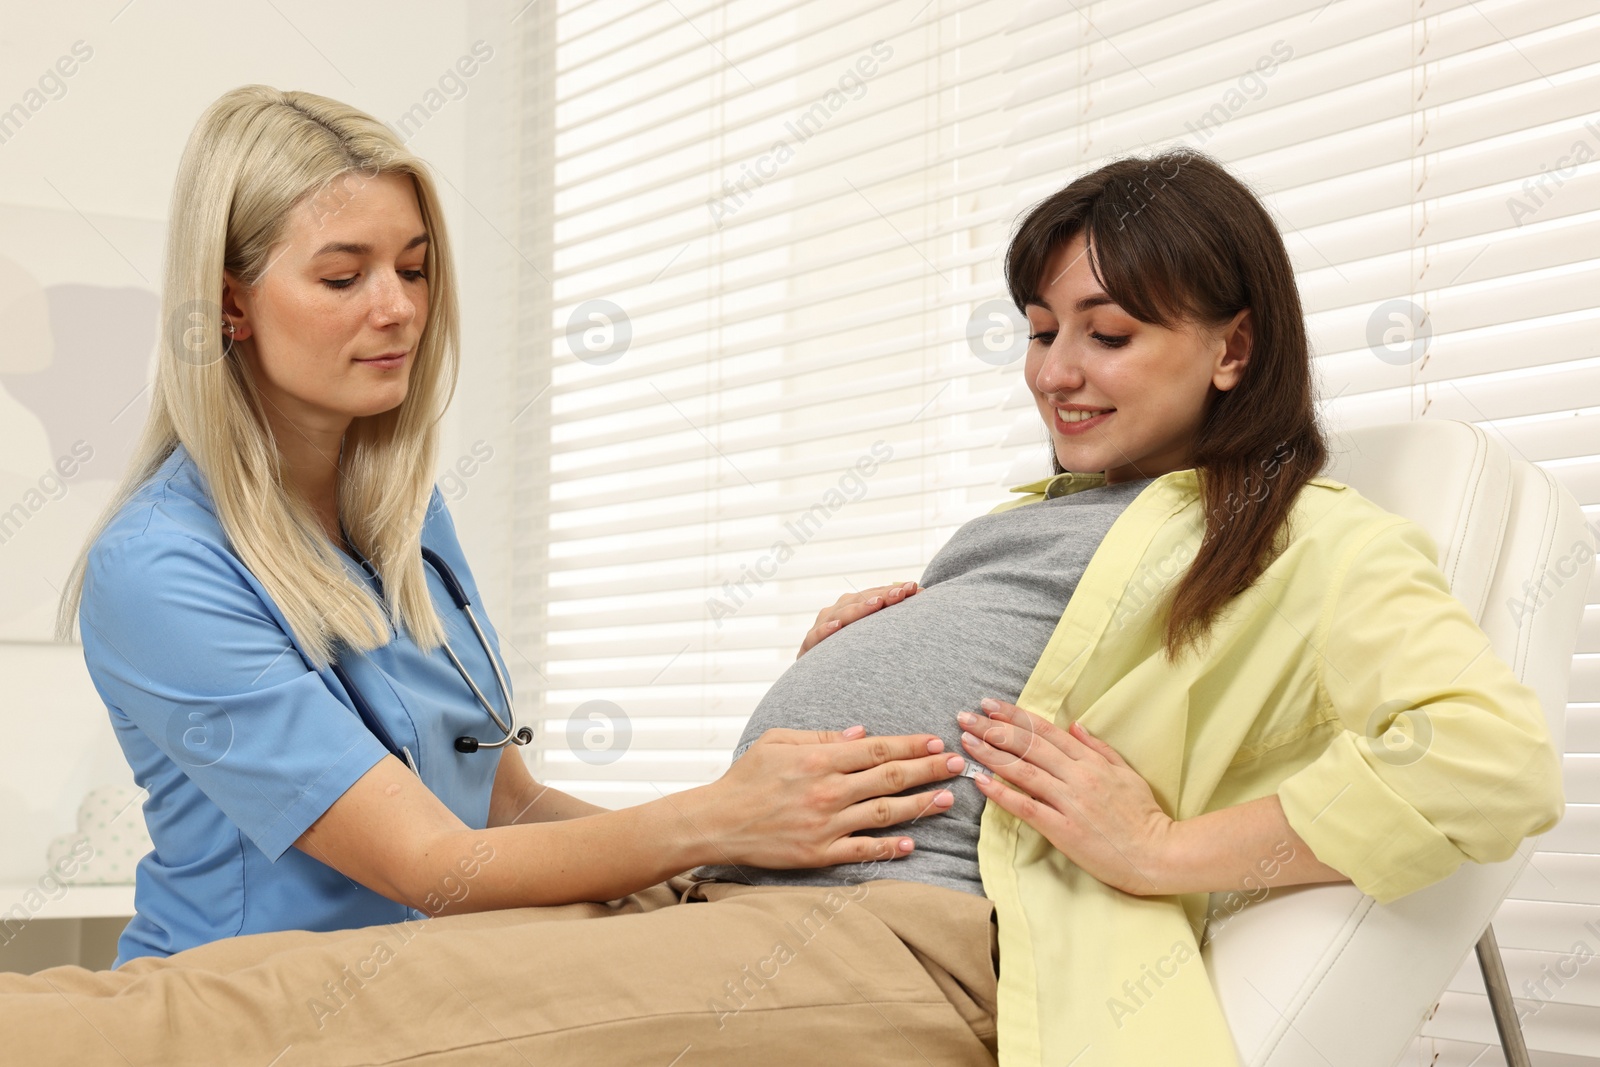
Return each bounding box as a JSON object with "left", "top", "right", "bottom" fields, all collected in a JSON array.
[
  {"left": 974, "top": 772, "right": 992, "bottom": 787},
  {"left": 898, "top": 839, "right": 914, "bottom": 853},
  {"left": 936, "top": 790, "right": 954, "bottom": 805},
  {"left": 926, "top": 737, "right": 944, "bottom": 753},
  {"left": 980, "top": 698, "right": 1002, "bottom": 713},
  {"left": 828, "top": 620, "right": 840, "bottom": 630},
  {"left": 843, "top": 724, "right": 865, "bottom": 738},
  {"left": 946, "top": 755, "right": 965, "bottom": 772},
  {"left": 961, "top": 731, "right": 979, "bottom": 747},
  {"left": 956, "top": 710, "right": 976, "bottom": 726},
  {"left": 869, "top": 597, "right": 882, "bottom": 607}
]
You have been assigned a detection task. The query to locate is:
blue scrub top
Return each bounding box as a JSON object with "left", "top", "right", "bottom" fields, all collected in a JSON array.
[{"left": 79, "top": 444, "right": 508, "bottom": 966}]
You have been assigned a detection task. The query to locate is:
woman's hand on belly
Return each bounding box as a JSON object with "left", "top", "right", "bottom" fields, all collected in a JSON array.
[
  {"left": 679, "top": 726, "right": 964, "bottom": 869},
  {"left": 958, "top": 699, "right": 1177, "bottom": 897},
  {"left": 798, "top": 581, "right": 920, "bottom": 657}
]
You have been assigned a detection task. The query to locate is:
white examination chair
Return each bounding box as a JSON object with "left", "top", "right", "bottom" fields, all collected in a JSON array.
[{"left": 1000, "top": 416, "right": 1593, "bottom": 1066}]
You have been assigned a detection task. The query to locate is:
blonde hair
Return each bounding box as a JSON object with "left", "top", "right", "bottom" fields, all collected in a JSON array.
[{"left": 56, "top": 85, "right": 460, "bottom": 666}]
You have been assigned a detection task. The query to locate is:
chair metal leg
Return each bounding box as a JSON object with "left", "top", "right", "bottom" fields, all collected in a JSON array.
[{"left": 1475, "top": 923, "right": 1532, "bottom": 1067}]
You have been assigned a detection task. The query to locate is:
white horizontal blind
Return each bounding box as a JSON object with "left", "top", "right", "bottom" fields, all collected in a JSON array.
[
  {"left": 993, "top": 0, "right": 1600, "bottom": 1060},
  {"left": 511, "top": 0, "right": 1028, "bottom": 808}
]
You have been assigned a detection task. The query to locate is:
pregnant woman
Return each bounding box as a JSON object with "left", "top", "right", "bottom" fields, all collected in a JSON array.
[{"left": 1, "top": 127, "right": 1563, "bottom": 1065}]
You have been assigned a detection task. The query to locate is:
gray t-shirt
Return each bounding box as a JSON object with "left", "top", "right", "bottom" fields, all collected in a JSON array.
[{"left": 692, "top": 474, "right": 1155, "bottom": 897}]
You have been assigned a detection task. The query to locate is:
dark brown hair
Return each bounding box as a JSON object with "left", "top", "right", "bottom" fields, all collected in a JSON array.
[{"left": 1005, "top": 147, "right": 1328, "bottom": 664}]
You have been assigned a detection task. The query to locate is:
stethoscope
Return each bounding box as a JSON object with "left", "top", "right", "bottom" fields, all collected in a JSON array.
[{"left": 328, "top": 543, "right": 532, "bottom": 776}]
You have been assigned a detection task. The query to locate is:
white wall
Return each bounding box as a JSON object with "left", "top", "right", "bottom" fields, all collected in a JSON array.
[{"left": 0, "top": 0, "right": 517, "bottom": 882}]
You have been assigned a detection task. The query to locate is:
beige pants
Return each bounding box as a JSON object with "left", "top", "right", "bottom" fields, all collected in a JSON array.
[{"left": 0, "top": 875, "right": 999, "bottom": 1066}]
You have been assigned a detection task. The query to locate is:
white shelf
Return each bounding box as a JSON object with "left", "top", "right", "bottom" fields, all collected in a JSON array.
[{"left": 0, "top": 880, "right": 134, "bottom": 920}]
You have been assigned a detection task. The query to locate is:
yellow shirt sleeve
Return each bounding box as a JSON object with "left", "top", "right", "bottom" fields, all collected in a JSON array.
[{"left": 1276, "top": 516, "right": 1567, "bottom": 904}]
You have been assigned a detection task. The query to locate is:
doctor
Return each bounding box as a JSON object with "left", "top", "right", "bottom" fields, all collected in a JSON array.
[{"left": 55, "top": 85, "right": 955, "bottom": 967}]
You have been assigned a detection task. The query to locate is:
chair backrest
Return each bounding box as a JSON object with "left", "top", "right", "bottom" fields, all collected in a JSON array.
[{"left": 1200, "top": 419, "right": 1593, "bottom": 1065}]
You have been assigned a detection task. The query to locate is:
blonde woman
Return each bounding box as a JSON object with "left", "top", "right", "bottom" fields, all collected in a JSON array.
[{"left": 52, "top": 85, "right": 953, "bottom": 968}]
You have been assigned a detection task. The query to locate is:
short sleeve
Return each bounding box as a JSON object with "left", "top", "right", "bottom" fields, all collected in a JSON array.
[
  {"left": 1276, "top": 517, "right": 1567, "bottom": 904},
  {"left": 80, "top": 532, "right": 391, "bottom": 861}
]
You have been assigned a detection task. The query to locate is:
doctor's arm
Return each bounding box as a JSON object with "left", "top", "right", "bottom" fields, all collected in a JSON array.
[
  {"left": 296, "top": 723, "right": 962, "bottom": 915},
  {"left": 84, "top": 532, "right": 963, "bottom": 918},
  {"left": 486, "top": 746, "right": 607, "bottom": 825}
]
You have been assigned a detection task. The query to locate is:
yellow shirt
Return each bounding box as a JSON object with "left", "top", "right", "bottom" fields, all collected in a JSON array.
[{"left": 979, "top": 467, "right": 1567, "bottom": 1066}]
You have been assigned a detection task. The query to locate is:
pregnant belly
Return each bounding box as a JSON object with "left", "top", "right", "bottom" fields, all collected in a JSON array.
[
  {"left": 696, "top": 587, "right": 1058, "bottom": 895},
  {"left": 736, "top": 588, "right": 1047, "bottom": 759}
]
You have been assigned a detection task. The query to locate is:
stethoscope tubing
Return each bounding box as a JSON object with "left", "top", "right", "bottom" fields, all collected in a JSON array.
[{"left": 328, "top": 545, "right": 528, "bottom": 775}]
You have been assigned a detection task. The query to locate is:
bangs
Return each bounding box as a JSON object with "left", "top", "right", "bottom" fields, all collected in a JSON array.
[{"left": 1006, "top": 152, "right": 1222, "bottom": 332}]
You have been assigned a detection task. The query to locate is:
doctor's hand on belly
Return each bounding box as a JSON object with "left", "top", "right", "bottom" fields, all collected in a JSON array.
[{"left": 705, "top": 726, "right": 963, "bottom": 868}]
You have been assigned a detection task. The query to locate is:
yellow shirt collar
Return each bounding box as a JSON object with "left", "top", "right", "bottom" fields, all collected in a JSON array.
[{"left": 1007, "top": 467, "right": 1198, "bottom": 500}]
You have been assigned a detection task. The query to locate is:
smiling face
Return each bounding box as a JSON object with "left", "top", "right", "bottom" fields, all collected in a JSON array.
[
  {"left": 1023, "top": 231, "right": 1252, "bottom": 485},
  {"left": 222, "top": 170, "right": 430, "bottom": 439}
]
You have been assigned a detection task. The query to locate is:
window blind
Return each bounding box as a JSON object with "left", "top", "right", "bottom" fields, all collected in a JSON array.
[
  {"left": 509, "top": 1, "right": 1599, "bottom": 1056},
  {"left": 511, "top": 0, "right": 1029, "bottom": 806}
]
